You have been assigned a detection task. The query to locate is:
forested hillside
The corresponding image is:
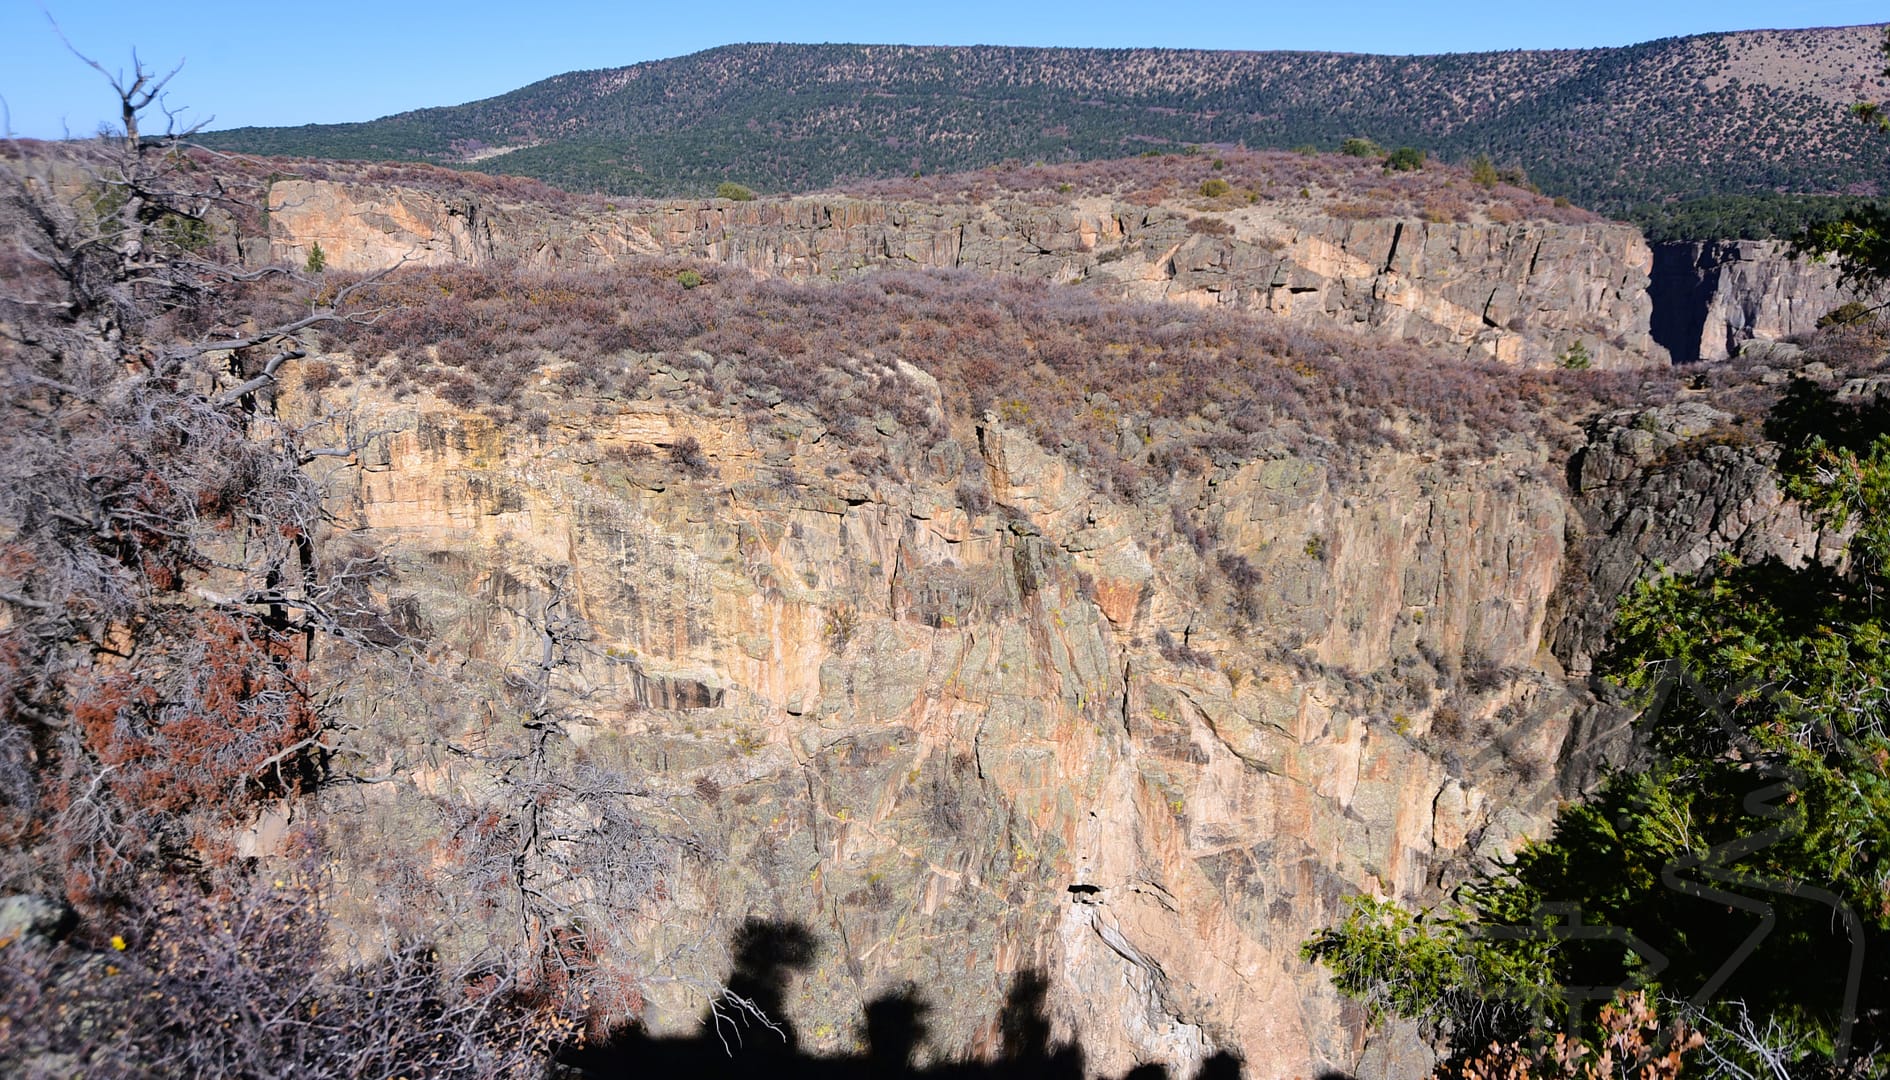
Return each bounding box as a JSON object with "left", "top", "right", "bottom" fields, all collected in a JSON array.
[{"left": 198, "top": 25, "right": 1890, "bottom": 211}]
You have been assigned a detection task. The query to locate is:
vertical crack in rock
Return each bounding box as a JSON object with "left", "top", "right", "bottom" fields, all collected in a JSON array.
[{"left": 1119, "top": 658, "right": 1134, "bottom": 739}]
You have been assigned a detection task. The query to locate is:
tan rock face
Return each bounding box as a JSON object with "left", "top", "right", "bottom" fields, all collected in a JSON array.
[
  {"left": 268, "top": 179, "right": 1667, "bottom": 370},
  {"left": 286, "top": 354, "right": 1604, "bottom": 1078},
  {"left": 269, "top": 181, "right": 498, "bottom": 269}
]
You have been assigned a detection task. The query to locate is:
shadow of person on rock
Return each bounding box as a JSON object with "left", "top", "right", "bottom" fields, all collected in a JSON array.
[
  {"left": 863, "top": 984, "right": 930, "bottom": 1074},
  {"left": 712, "top": 917, "right": 819, "bottom": 1060},
  {"left": 562, "top": 919, "right": 1244, "bottom": 1080},
  {"left": 989, "top": 970, "right": 1084, "bottom": 1080}
]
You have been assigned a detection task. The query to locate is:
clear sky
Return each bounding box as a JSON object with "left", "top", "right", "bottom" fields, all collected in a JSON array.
[{"left": 2, "top": 0, "right": 1884, "bottom": 139}]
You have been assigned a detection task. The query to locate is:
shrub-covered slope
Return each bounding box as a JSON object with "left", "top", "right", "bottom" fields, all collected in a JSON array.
[{"left": 198, "top": 25, "right": 1890, "bottom": 211}]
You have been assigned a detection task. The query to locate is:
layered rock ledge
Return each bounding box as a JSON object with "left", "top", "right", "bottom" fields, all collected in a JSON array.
[{"left": 266, "top": 179, "right": 1668, "bottom": 371}]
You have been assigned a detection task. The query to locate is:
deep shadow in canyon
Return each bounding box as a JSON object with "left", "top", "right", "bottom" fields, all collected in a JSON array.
[
  {"left": 1648, "top": 241, "right": 1724, "bottom": 364},
  {"left": 563, "top": 919, "right": 1247, "bottom": 1080}
]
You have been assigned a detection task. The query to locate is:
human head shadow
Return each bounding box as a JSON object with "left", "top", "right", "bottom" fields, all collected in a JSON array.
[
  {"left": 719, "top": 917, "right": 819, "bottom": 1056},
  {"left": 863, "top": 985, "right": 930, "bottom": 1073},
  {"left": 562, "top": 919, "right": 1243, "bottom": 1080}
]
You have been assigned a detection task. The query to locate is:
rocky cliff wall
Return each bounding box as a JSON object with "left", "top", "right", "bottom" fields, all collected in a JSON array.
[
  {"left": 1548, "top": 370, "right": 1872, "bottom": 682},
  {"left": 276, "top": 350, "right": 1618, "bottom": 1079},
  {"left": 249, "top": 180, "right": 1871, "bottom": 1078},
  {"left": 267, "top": 179, "right": 1667, "bottom": 371},
  {"left": 1649, "top": 240, "right": 1862, "bottom": 362}
]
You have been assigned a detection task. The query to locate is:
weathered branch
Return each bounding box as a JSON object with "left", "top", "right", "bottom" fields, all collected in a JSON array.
[
  {"left": 214, "top": 348, "right": 304, "bottom": 407},
  {"left": 47, "top": 19, "right": 185, "bottom": 151},
  {"left": 0, "top": 589, "right": 54, "bottom": 611}
]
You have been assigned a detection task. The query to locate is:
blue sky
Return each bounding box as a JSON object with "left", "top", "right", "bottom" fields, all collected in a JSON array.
[{"left": 2, "top": 0, "right": 1884, "bottom": 138}]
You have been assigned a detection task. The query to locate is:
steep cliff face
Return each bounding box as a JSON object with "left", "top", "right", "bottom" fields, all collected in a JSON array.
[
  {"left": 1649, "top": 240, "right": 1860, "bottom": 362},
  {"left": 281, "top": 350, "right": 1603, "bottom": 1078},
  {"left": 1548, "top": 400, "right": 1837, "bottom": 677},
  {"left": 267, "top": 179, "right": 1666, "bottom": 370},
  {"left": 1548, "top": 369, "right": 1872, "bottom": 681},
  {"left": 248, "top": 173, "right": 1890, "bottom": 1077}
]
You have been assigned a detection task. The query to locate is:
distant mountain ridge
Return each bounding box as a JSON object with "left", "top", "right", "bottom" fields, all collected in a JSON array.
[{"left": 200, "top": 25, "right": 1890, "bottom": 210}]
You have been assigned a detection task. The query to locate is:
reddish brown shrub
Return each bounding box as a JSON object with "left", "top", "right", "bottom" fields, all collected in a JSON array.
[
  {"left": 66, "top": 613, "right": 320, "bottom": 821},
  {"left": 1441, "top": 992, "right": 1702, "bottom": 1080}
]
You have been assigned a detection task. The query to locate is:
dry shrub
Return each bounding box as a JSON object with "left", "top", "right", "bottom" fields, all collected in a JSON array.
[
  {"left": 0, "top": 856, "right": 580, "bottom": 1079},
  {"left": 667, "top": 435, "right": 713, "bottom": 477},
  {"left": 828, "top": 148, "right": 1602, "bottom": 227},
  {"left": 1155, "top": 628, "right": 1215, "bottom": 667},
  {"left": 1442, "top": 992, "right": 1702, "bottom": 1080},
  {"left": 822, "top": 603, "right": 861, "bottom": 654},
  {"left": 1423, "top": 193, "right": 1472, "bottom": 224},
  {"left": 320, "top": 258, "right": 1662, "bottom": 496},
  {"left": 300, "top": 358, "right": 340, "bottom": 391},
  {"left": 1431, "top": 703, "right": 1465, "bottom": 740},
  {"left": 1328, "top": 200, "right": 1386, "bottom": 220}
]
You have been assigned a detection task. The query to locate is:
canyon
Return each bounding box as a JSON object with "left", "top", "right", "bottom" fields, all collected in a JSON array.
[
  {"left": 244, "top": 178, "right": 1850, "bottom": 1076},
  {"left": 4, "top": 136, "right": 1871, "bottom": 1077},
  {"left": 5, "top": 13, "right": 1886, "bottom": 1067},
  {"left": 1649, "top": 239, "right": 1861, "bottom": 362}
]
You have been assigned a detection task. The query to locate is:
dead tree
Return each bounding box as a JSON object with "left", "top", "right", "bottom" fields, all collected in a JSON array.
[
  {"left": 0, "top": 48, "right": 395, "bottom": 903},
  {"left": 0, "top": 49, "right": 750, "bottom": 1074},
  {"left": 414, "top": 569, "right": 785, "bottom": 1043},
  {"left": 0, "top": 50, "right": 596, "bottom": 1079}
]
